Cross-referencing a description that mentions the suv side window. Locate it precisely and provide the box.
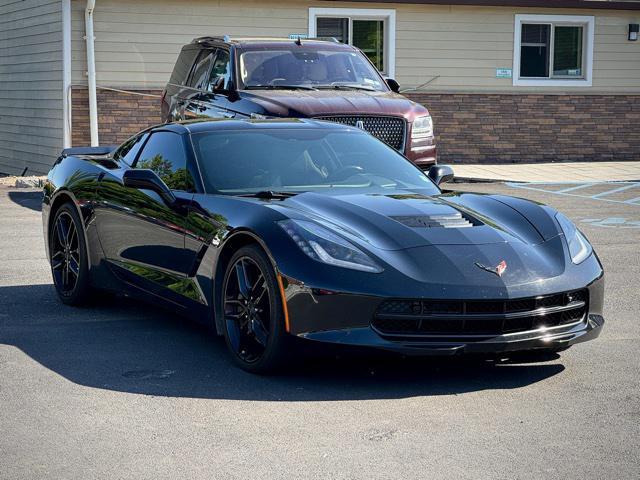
[207,49,231,91]
[135,131,195,192]
[188,49,215,91]
[169,47,199,86]
[113,132,148,166]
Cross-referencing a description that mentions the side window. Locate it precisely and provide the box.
[113,133,148,166]
[169,47,199,86]
[136,131,195,192]
[188,49,215,90]
[206,49,231,91]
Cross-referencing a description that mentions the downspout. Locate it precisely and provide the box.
[62,0,71,148]
[85,0,99,146]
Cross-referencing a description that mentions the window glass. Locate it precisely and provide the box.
[136,131,195,192]
[191,129,438,195]
[353,20,384,71]
[317,17,349,43]
[239,48,385,90]
[169,47,199,86]
[113,133,148,166]
[520,24,550,78]
[207,49,231,91]
[316,17,385,72]
[553,26,583,77]
[188,50,214,90]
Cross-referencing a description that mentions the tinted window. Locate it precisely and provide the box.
[207,49,231,91]
[188,50,215,90]
[136,131,195,192]
[169,47,199,86]
[113,133,148,165]
[191,129,437,195]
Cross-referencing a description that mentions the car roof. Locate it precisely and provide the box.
[155,118,361,135]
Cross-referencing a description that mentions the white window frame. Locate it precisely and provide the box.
[513,14,594,87]
[308,7,396,78]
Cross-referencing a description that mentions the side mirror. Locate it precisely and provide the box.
[427,165,455,186]
[123,169,176,206]
[386,78,400,93]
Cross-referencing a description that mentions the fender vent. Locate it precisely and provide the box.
[391,213,476,228]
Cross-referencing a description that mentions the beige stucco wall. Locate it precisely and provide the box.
[1,0,64,175]
[70,0,640,93]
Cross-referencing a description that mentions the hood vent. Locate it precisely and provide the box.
[391,212,477,229]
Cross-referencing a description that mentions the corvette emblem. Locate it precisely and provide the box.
[475,260,507,277]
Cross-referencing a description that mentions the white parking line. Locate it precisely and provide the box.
[506,182,640,207]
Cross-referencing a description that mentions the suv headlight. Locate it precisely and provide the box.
[279,219,383,273]
[411,115,433,140]
[555,212,593,264]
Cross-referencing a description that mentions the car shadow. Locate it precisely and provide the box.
[8,190,42,212]
[0,283,565,401]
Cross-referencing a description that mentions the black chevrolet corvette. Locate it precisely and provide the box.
[42,119,604,373]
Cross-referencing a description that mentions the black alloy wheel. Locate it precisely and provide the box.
[222,245,289,373]
[50,203,91,304]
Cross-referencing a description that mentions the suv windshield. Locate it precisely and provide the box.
[191,128,438,195]
[238,47,386,91]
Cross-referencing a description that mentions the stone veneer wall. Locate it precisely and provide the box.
[71,87,640,163]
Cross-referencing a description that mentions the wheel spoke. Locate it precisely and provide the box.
[234,260,251,299]
[68,223,77,248]
[249,316,269,347]
[56,216,68,246]
[68,257,80,276]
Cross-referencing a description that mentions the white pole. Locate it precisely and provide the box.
[62,0,71,148]
[85,0,99,146]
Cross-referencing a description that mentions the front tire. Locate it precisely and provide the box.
[49,203,91,305]
[221,245,290,374]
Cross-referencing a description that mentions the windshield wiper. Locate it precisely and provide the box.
[237,190,300,199]
[316,83,376,91]
[245,85,318,91]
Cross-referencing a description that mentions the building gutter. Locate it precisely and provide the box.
[62,0,71,148]
[85,0,99,146]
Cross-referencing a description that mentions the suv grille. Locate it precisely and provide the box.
[372,290,588,339]
[314,115,406,151]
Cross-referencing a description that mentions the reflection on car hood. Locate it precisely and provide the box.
[271,191,557,250]
[241,89,428,119]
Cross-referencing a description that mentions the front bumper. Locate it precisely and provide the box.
[284,273,604,356]
[298,313,604,356]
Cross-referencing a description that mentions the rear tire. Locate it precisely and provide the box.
[221,244,291,374]
[49,203,92,305]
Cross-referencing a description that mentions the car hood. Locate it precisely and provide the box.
[240,89,429,119]
[270,191,558,251]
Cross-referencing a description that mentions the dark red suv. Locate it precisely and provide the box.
[161,36,436,168]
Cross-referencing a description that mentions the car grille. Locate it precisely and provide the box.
[372,290,588,339]
[314,115,406,151]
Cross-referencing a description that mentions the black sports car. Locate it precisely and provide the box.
[42,119,604,373]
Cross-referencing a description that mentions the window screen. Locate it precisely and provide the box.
[520,24,550,78]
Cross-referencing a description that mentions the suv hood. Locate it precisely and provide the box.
[241,89,429,119]
[270,191,555,250]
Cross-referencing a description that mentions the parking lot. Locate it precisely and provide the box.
[1,181,638,480]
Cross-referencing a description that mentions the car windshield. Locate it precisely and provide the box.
[238,47,386,91]
[191,127,439,196]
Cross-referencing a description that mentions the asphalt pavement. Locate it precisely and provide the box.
[0,183,638,480]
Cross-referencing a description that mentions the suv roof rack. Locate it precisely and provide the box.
[191,35,341,45]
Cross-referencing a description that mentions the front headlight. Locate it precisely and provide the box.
[279,219,383,273]
[411,115,433,140]
[555,212,593,264]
